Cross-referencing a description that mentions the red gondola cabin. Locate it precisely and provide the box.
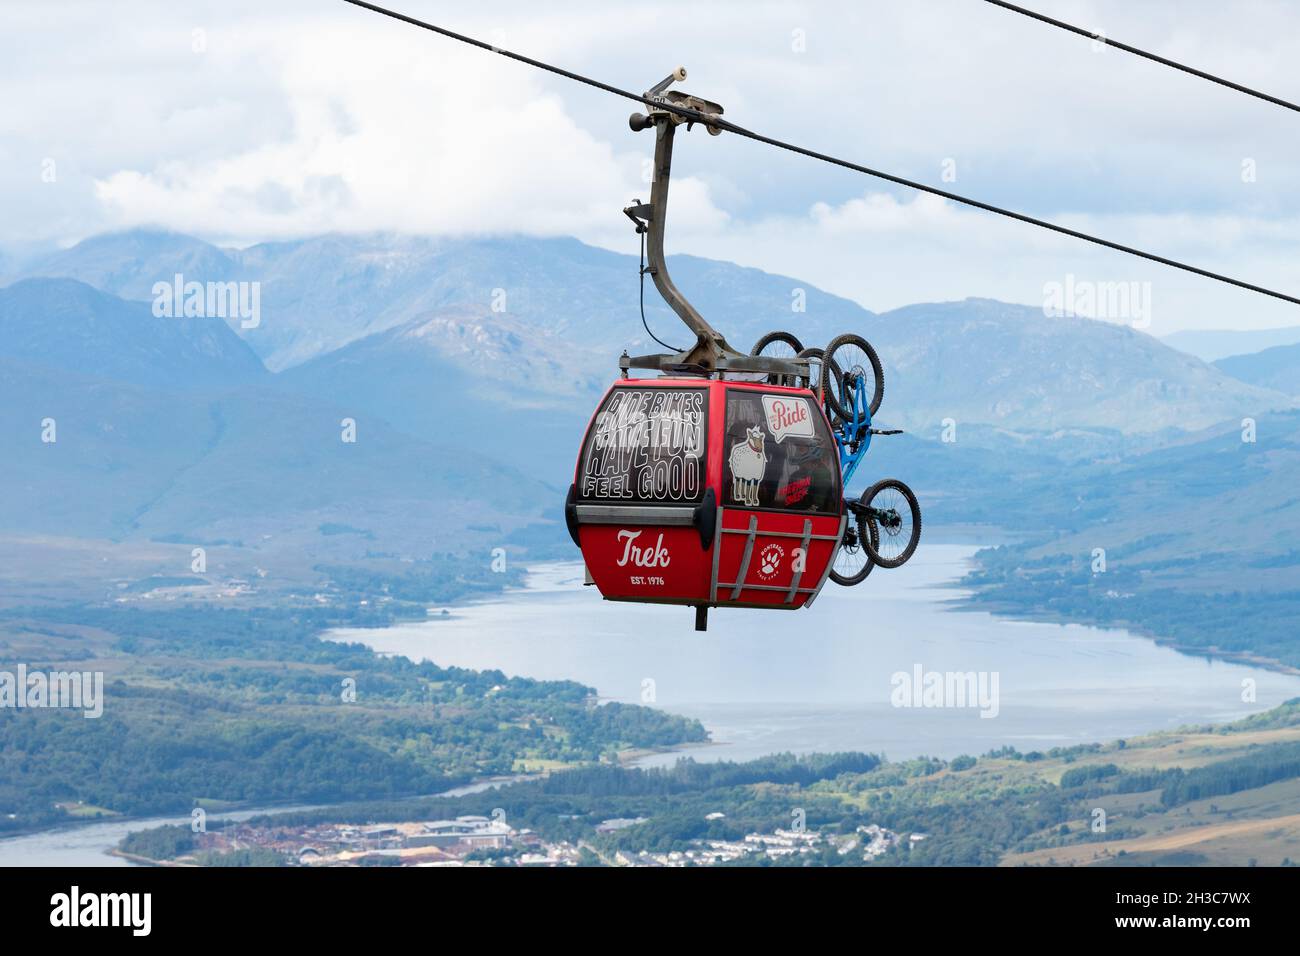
[566,377,845,629]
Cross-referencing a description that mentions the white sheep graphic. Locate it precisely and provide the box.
[728,425,769,507]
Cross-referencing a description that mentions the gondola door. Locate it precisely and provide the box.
[712,385,844,609]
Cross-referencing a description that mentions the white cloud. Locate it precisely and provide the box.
[91,20,731,244]
[6,0,1300,331]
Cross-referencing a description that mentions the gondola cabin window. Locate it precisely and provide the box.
[578,386,708,504]
[723,388,839,514]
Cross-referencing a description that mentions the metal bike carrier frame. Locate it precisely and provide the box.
[622,69,806,382]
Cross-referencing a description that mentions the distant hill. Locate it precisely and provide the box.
[18,231,241,301]
[1216,343,1300,397]
[278,304,608,482]
[861,299,1290,435]
[983,410,1300,568]
[0,355,549,548]
[0,280,551,548]
[0,278,266,390]
[1161,326,1300,362]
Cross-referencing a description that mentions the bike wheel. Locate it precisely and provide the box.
[829,508,879,586]
[751,331,804,386]
[860,479,921,569]
[822,333,884,421]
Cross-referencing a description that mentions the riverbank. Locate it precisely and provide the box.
[327,547,1300,766]
[957,593,1300,679]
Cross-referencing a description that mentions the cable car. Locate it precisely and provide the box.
[566,376,845,630]
[564,68,921,630]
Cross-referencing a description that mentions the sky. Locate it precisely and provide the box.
[4,0,1300,334]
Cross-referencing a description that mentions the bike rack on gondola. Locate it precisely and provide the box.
[566,68,921,630]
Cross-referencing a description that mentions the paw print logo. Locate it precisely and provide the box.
[758,543,785,580]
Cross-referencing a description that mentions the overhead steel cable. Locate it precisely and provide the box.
[983,0,1300,115]
[342,0,1300,308]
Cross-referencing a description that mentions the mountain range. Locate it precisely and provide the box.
[1215,343,1300,398]
[0,275,549,555]
[1,228,1294,570]
[10,230,1292,436]
[858,298,1287,436]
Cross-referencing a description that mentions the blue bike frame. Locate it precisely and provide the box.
[832,374,872,488]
